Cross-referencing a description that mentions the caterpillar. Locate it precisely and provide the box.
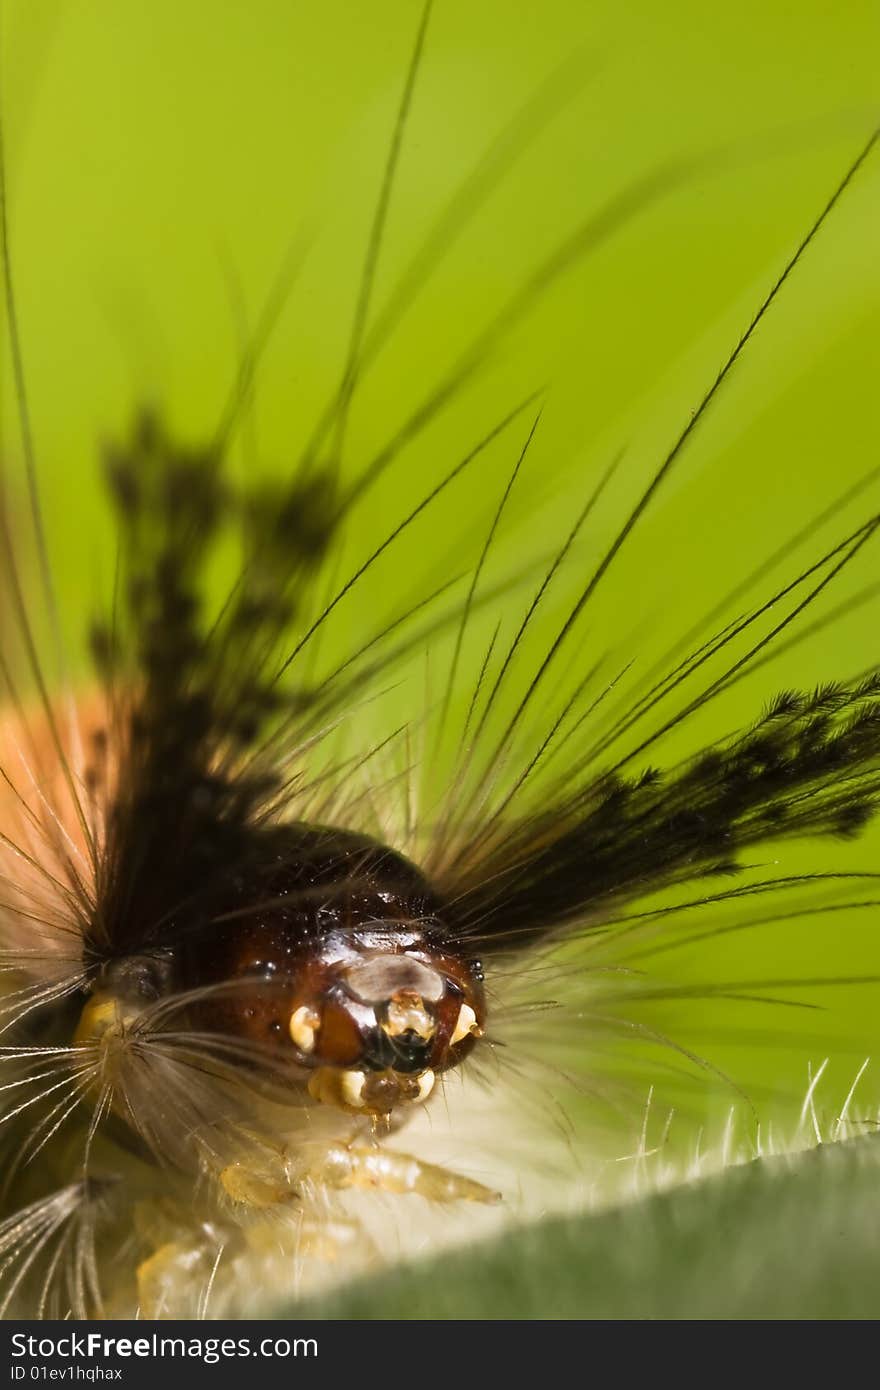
[1,0,879,1320]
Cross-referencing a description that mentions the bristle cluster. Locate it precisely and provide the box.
[87,409,342,959]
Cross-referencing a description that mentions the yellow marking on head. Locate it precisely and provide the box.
[340,1070,367,1108]
[289,1004,320,1053]
[414,1069,435,1103]
[383,994,435,1040]
[450,1003,480,1046]
[73,992,126,1046]
[308,1066,367,1111]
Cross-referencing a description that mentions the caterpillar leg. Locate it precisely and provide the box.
[308,1141,502,1204]
[310,1139,500,1206]
[133,1137,499,1316]
[132,1191,371,1318]
[129,1197,218,1318]
[136,1239,212,1319]
[220,1139,500,1208]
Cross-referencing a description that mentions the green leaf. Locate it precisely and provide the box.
[286,1135,880,1319]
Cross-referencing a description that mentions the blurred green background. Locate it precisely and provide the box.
[2,0,880,1289]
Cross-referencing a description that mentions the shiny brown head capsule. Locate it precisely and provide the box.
[173,826,485,1116]
[285,927,484,1114]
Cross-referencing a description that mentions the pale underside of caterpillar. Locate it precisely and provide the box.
[1,0,880,1319]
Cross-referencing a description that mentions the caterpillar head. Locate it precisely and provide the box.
[76,826,485,1121]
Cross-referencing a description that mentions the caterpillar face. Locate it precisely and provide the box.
[77,827,484,1116]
